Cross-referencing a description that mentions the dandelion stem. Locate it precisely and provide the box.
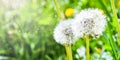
[65,44,73,60]
[85,35,90,60]
[53,0,62,19]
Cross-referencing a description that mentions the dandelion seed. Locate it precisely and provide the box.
[72,8,106,38]
[53,19,78,45]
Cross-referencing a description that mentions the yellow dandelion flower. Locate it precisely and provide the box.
[65,8,74,17]
[96,48,102,54]
[117,1,120,8]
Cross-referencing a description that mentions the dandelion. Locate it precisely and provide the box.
[101,51,113,60]
[76,46,86,58]
[72,8,106,38]
[65,8,74,17]
[92,48,104,60]
[92,53,100,60]
[54,19,78,60]
[72,8,106,60]
[54,19,78,45]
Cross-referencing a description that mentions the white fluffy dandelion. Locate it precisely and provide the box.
[76,46,86,58]
[72,8,106,38]
[101,51,113,60]
[53,19,78,45]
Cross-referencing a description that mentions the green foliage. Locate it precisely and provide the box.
[0,0,120,60]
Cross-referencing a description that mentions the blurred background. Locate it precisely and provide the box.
[0,0,120,60]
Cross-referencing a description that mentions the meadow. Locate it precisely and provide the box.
[0,0,120,60]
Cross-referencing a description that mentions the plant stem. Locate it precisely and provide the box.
[110,0,120,45]
[107,22,119,60]
[53,0,62,19]
[85,35,90,60]
[110,0,119,59]
[65,44,73,60]
[109,38,118,60]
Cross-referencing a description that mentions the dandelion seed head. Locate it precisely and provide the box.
[72,8,106,38]
[101,51,113,60]
[76,46,86,58]
[53,19,78,45]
